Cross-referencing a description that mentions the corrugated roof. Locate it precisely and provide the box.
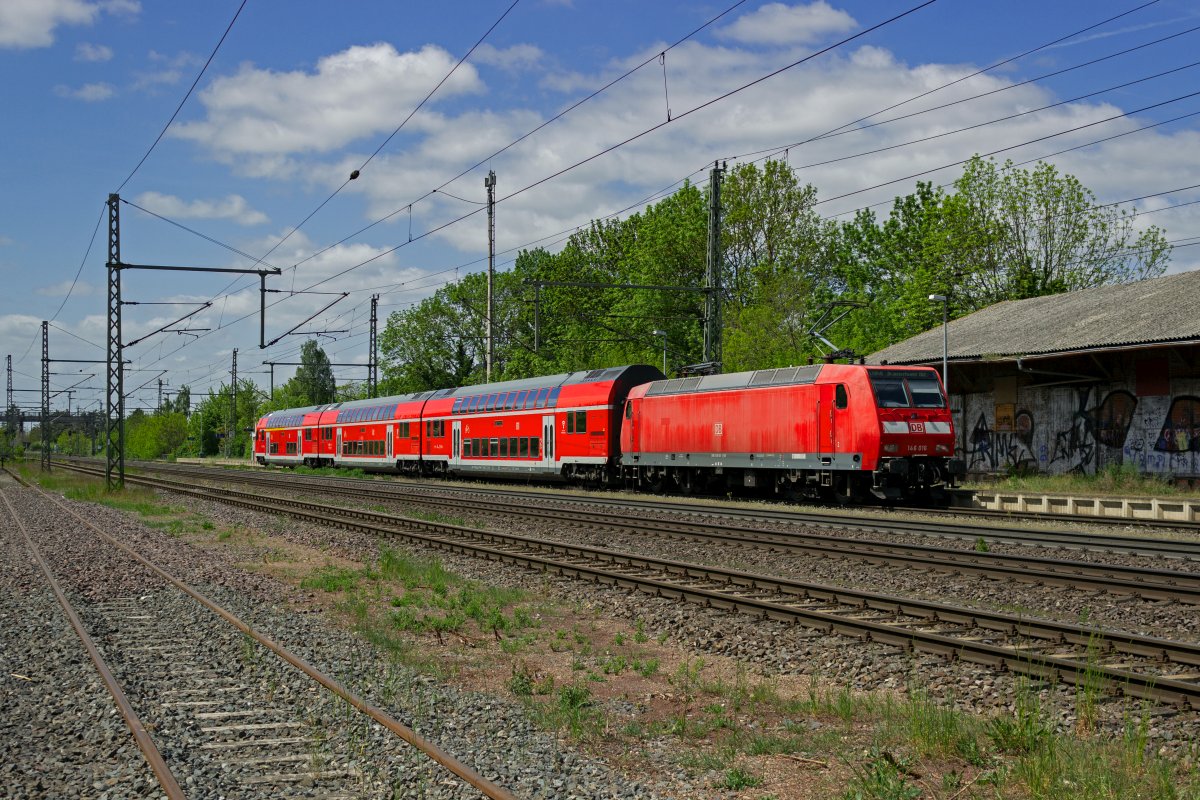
[869,269,1200,365]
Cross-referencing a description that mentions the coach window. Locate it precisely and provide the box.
[575,410,587,432]
[835,384,848,410]
[531,388,547,408]
[530,438,540,457]
[547,387,561,408]
[499,438,509,457]
[514,390,528,409]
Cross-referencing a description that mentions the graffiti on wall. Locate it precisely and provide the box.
[1046,389,1138,472]
[1093,391,1137,448]
[966,410,1036,471]
[1156,396,1200,452]
[961,382,1200,477]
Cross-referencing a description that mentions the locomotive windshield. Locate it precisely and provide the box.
[868,369,945,409]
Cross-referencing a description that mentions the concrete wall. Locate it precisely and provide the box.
[954,379,1200,478]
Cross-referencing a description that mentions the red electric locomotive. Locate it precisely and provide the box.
[619,364,963,502]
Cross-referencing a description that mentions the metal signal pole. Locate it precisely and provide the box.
[41,321,50,471]
[369,293,378,398]
[704,161,725,371]
[104,192,280,488]
[5,354,13,443]
[484,170,496,382]
[106,194,124,488]
[228,348,237,459]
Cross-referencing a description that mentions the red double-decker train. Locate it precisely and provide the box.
[254,363,963,502]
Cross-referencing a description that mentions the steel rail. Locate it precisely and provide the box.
[115,459,1200,558]
[0,482,187,799]
[10,468,519,800]
[117,461,1200,605]
[59,463,1200,707]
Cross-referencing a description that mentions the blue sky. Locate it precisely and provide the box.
[2,0,1199,415]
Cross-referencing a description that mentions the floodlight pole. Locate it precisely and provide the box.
[928,294,949,396]
[651,329,668,374]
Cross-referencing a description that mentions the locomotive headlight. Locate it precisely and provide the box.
[935,444,949,454]
[883,444,898,453]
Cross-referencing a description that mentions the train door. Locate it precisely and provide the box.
[625,401,639,453]
[335,427,342,465]
[816,385,835,464]
[542,414,555,471]
[451,421,461,468]
[386,424,393,461]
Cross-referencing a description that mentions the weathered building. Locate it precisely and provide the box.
[869,270,1200,480]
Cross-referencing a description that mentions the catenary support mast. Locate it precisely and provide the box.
[484,170,496,382]
[704,161,725,371]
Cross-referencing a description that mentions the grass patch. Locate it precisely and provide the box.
[970,462,1196,498]
[293,464,368,479]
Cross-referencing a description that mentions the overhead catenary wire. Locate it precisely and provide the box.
[249,0,523,277]
[121,0,941,385]
[115,0,249,193]
[282,0,752,276]
[100,0,1200,400]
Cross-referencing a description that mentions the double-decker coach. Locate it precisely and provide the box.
[428,364,662,482]
[255,405,324,466]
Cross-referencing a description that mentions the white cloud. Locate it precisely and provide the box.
[133,49,199,91]
[54,82,115,101]
[718,1,857,46]
[172,43,484,161]
[0,0,96,48]
[75,41,112,61]
[473,43,543,71]
[134,191,270,226]
[0,0,137,49]
[36,280,97,297]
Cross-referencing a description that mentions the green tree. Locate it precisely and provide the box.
[293,340,336,405]
[172,385,192,416]
[379,292,479,394]
[944,156,1170,310]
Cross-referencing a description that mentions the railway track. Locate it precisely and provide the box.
[90,460,1200,605]
[2,467,517,800]
[116,459,1200,559]
[56,461,1200,708]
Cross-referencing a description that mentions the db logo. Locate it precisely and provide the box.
[713,422,724,436]
[908,422,925,433]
